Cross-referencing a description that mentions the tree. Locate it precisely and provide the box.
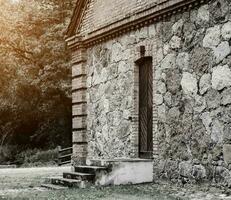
[0,0,74,149]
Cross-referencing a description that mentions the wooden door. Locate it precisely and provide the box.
[138,58,153,158]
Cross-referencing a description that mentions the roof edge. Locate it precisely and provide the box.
[66,0,88,38]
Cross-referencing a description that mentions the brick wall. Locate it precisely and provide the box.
[80,0,166,35]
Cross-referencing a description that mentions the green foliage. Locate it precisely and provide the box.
[0,145,20,164]
[0,145,59,166]
[0,0,74,149]
[18,148,59,167]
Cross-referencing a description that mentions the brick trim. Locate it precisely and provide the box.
[71,45,88,166]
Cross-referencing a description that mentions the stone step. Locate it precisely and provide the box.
[50,177,82,188]
[63,172,95,182]
[75,165,108,174]
[41,183,67,190]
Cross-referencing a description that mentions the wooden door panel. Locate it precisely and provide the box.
[139,58,153,158]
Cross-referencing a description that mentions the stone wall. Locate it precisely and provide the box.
[153,0,231,186]
[85,0,231,185]
[86,40,135,159]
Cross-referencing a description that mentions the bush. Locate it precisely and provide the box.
[0,145,59,167]
[0,145,20,164]
[18,148,59,167]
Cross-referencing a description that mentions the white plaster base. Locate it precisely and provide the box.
[87,159,153,186]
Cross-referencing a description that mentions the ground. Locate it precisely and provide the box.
[0,166,230,200]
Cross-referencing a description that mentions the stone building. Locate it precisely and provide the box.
[66,0,231,185]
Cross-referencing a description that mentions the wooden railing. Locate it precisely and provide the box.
[58,146,72,166]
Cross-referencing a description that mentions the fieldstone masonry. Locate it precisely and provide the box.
[67,0,231,187]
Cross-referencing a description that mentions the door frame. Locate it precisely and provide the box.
[136,57,153,159]
[131,44,159,160]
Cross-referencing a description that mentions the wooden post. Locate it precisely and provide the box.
[58,146,62,166]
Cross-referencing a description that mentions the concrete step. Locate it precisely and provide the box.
[75,165,108,174]
[86,158,153,167]
[63,172,95,182]
[50,177,82,188]
[41,183,67,190]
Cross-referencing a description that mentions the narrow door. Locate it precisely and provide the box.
[139,58,153,159]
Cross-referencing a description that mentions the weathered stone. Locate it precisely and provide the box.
[172,19,184,36]
[181,72,198,96]
[199,74,211,95]
[176,52,189,71]
[213,41,231,63]
[184,20,196,35]
[190,9,198,23]
[189,47,213,76]
[117,120,130,137]
[205,89,221,109]
[212,65,231,90]
[166,69,181,95]
[171,92,183,107]
[149,24,156,38]
[196,5,210,26]
[162,21,174,42]
[194,95,206,113]
[118,61,129,73]
[161,53,176,69]
[223,126,231,144]
[168,107,180,120]
[156,94,164,106]
[111,42,123,63]
[137,27,149,40]
[163,44,170,56]
[170,36,181,49]
[158,104,166,122]
[164,92,172,107]
[203,25,221,48]
[121,34,135,46]
[209,0,230,24]
[211,119,224,144]
[222,21,231,40]
[200,112,212,134]
[221,88,231,106]
[155,68,163,80]
[157,81,167,94]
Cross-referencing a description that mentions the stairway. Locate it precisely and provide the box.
[42,165,108,189]
[42,159,153,190]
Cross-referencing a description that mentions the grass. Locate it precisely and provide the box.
[0,166,177,200]
[0,166,228,200]
[0,185,180,200]
[0,185,178,200]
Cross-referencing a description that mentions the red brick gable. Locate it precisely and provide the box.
[67,0,164,37]
[67,0,209,47]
